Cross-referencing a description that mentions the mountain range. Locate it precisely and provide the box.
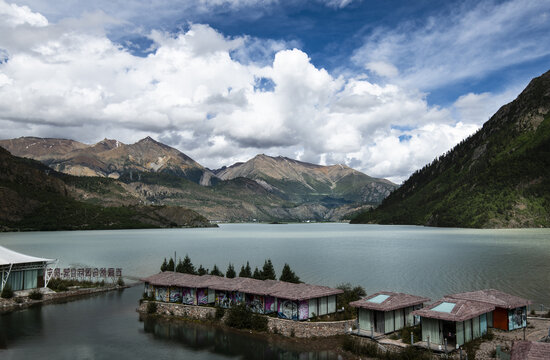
[0,137,397,223]
[0,147,213,231]
[351,69,550,228]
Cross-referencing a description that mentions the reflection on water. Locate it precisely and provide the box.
[0,305,44,349]
[1,224,549,304]
[0,286,339,360]
[141,316,339,360]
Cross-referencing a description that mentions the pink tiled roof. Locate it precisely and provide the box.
[268,282,343,301]
[141,272,342,301]
[349,291,430,312]
[446,289,531,309]
[412,298,495,322]
[511,341,550,360]
[140,272,226,288]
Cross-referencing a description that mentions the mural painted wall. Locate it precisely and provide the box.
[265,296,276,314]
[155,286,168,302]
[182,288,196,305]
[145,283,153,297]
[216,291,244,308]
[169,287,182,303]
[299,300,309,320]
[278,299,298,320]
[197,288,209,305]
[246,294,265,314]
[508,307,527,330]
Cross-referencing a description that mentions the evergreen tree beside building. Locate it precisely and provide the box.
[181,254,196,274]
[239,261,252,278]
[226,263,236,278]
[252,267,262,280]
[279,263,300,283]
[261,259,276,280]
[210,264,224,277]
[197,264,208,275]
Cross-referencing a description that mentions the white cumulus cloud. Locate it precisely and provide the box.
[0,0,524,183]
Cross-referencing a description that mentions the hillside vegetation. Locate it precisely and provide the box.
[0,147,214,231]
[0,137,397,222]
[351,69,550,228]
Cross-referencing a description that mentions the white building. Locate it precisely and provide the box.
[0,246,57,292]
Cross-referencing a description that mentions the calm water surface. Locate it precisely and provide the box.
[1,223,549,302]
[0,286,338,360]
[1,223,549,358]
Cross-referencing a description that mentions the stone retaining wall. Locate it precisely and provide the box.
[267,317,355,338]
[138,300,354,338]
[138,300,217,320]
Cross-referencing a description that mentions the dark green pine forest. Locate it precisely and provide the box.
[351,69,550,228]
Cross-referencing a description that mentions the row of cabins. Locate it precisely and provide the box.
[142,272,343,321]
[350,289,531,349]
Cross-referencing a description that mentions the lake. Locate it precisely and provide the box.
[1,223,549,358]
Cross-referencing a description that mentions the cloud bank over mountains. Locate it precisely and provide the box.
[0,0,548,183]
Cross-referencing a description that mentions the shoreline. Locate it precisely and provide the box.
[137,310,358,359]
[0,284,131,314]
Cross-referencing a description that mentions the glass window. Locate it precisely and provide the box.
[7,270,24,291]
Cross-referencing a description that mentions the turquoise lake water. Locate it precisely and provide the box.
[1,223,549,303]
[1,223,549,359]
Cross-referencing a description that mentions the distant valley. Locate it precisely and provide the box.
[0,136,397,224]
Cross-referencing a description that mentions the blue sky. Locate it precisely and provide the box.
[1,0,549,182]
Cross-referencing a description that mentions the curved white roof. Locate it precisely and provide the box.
[0,246,54,266]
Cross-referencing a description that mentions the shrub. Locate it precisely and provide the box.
[251,314,268,332]
[215,306,225,320]
[146,301,158,314]
[225,304,268,332]
[1,284,14,299]
[401,325,422,344]
[28,289,43,300]
[336,283,366,319]
[57,283,68,291]
[117,277,125,287]
[225,303,250,329]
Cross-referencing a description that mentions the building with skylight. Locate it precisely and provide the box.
[349,291,430,337]
[413,298,495,349]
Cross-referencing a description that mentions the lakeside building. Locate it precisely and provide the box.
[413,298,495,349]
[349,291,430,337]
[445,289,532,331]
[0,246,57,292]
[142,272,343,321]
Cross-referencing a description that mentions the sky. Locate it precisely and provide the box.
[0,0,549,183]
